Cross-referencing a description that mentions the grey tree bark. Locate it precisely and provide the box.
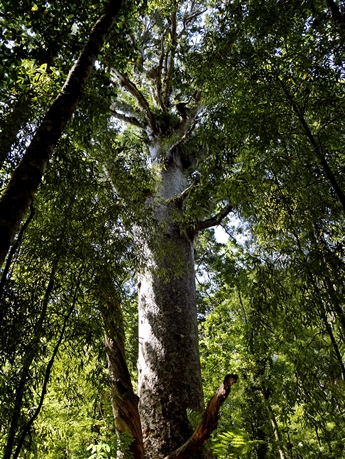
[136,165,232,457]
[138,161,205,458]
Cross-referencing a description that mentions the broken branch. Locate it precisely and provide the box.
[164,374,238,459]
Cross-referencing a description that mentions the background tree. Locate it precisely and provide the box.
[193,1,345,457]
[0,0,124,265]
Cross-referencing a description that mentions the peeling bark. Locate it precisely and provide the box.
[102,299,144,459]
[0,0,122,267]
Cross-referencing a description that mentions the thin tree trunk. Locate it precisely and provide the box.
[102,298,144,459]
[261,388,287,459]
[266,405,287,459]
[12,303,76,459]
[3,261,57,459]
[292,229,345,380]
[0,0,122,267]
[277,76,345,213]
[138,164,206,459]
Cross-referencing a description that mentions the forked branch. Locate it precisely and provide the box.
[115,70,156,132]
[164,374,239,459]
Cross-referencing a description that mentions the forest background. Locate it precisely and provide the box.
[1,0,345,458]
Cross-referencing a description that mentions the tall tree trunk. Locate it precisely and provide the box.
[138,162,205,459]
[109,10,233,455]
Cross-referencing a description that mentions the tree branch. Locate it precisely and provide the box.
[177,9,207,39]
[166,113,199,161]
[173,183,195,207]
[163,10,177,107]
[190,202,234,236]
[111,109,145,129]
[156,29,168,115]
[114,70,156,132]
[112,99,145,119]
[164,374,238,459]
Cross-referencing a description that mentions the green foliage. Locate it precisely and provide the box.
[117,432,135,459]
[0,120,135,457]
[186,408,202,430]
[198,225,345,457]
[210,429,259,458]
[87,442,115,459]
[34,352,116,459]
